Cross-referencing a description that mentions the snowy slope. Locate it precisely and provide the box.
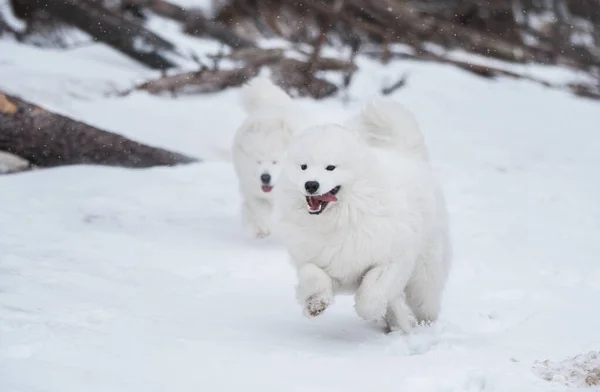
[2,27,600,392]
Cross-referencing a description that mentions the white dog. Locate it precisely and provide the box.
[277,99,451,333]
[232,77,297,238]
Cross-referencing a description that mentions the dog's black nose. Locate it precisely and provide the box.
[260,173,271,184]
[304,181,320,194]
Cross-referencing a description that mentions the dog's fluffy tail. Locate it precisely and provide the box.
[240,76,291,114]
[354,98,428,160]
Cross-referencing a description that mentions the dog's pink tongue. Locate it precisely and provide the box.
[262,185,273,193]
[314,193,337,202]
[308,198,321,211]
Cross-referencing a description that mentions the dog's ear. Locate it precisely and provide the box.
[243,117,294,136]
[276,118,297,139]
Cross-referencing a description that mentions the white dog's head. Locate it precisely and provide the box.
[233,116,294,196]
[280,124,376,216]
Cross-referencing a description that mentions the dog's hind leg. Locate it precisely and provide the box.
[384,296,412,334]
[404,241,449,324]
[405,280,442,325]
[355,263,410,323]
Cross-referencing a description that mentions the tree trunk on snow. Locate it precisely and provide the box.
[132,66,259,95]
[120,45,352,99]
[12,0,181,69]
[0,92,197,168]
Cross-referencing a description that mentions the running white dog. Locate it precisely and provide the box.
[232,77,297,238]
[277,99,451,333]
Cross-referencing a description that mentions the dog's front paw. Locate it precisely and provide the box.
[304,293,332,318]
[250,222,271,238]
[354,291,388,322]
[254,228,271,238]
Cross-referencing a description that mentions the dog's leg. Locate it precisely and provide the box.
[296,263,333,318]
[355,264,407,322]
[404,235,450,325]
[242,198,272,238]
[384,296,412,334]
[405,276,443,325]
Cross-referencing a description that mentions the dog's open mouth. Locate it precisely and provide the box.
[262,185,273,193]
[305,186,341,215]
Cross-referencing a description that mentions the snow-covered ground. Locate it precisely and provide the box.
[1,18,600,392]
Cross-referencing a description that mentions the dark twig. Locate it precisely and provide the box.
[381,73,409,95]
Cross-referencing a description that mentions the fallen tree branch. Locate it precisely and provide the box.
[132,67,258,96]
[13,0,182,69]
[381,73,408,95]
[225,47,285,67]
[0,92,197,168]
[123,47,348,99]
[313,56,358,73]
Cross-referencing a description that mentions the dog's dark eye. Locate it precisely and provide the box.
[273,161,277,165]
[301,164,307,170]
[326,165,336,171]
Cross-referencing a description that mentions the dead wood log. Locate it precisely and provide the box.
[313,57,357,73]
[127,46,349,99]
[0,92,197,168]
[13,0,181,69]
[225,47,285,67]
[227,46,345,99]
[133,67,259,96]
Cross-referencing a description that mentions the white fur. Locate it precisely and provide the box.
[277,99,451,333]
[232,77,296,238]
